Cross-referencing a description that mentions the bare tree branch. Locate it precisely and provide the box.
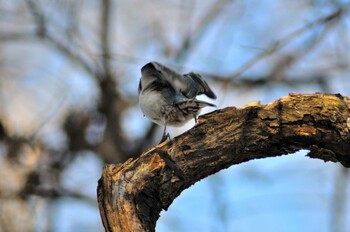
[100,0,113,78]
[174,0,232,62]
[97,93,350,232]
[25,0,97,76]
[207,73,330,89]
[0,32,36,42]
[226,7,345,81]
[1,187,97,206]
[45,32,97,76]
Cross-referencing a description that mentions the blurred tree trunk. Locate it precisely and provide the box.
[97,93,350,232]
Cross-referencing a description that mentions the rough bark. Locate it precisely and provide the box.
[97,93,350,232]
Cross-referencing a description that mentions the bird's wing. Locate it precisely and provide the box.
[140,62,176,94]
[182,72,217,99]
[141,62,216,99]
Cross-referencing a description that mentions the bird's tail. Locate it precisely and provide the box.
[175,99,216,115]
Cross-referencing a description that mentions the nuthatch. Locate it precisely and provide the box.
[138,61,216,142]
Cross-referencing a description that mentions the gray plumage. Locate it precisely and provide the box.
[138,61,216,142]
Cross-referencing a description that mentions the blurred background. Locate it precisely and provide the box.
[0,0,349,231]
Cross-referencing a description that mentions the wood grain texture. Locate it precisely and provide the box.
[97,93,350,232]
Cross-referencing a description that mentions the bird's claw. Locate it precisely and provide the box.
[159,133,170,144]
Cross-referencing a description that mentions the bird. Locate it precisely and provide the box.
[138,61,217,143]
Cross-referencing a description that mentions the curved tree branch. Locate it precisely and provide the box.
[97,93,350,232]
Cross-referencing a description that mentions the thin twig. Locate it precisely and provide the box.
[100,0,113,78]
[226,7,345,81]
[0,32,36,41]
[174,0,233,62]
[25,0,97,76]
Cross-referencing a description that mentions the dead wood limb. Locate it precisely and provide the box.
[97,93,350,232]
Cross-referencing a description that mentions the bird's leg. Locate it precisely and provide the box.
[159,125,170,143]
[193,114,198,124]
[162,125,167,139]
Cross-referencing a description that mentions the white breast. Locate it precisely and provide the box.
[139,90,166,126]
